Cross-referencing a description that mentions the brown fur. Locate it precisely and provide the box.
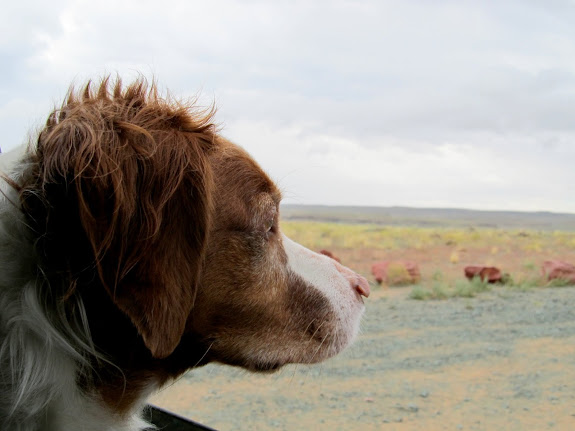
[10,76,367,418]
[21,77,217,360]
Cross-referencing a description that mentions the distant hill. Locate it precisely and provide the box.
[279,204,575,231]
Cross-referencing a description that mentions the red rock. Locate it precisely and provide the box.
[371,261,421,285]
[319,249,341,263]
[464,265,502,283]
[541,260,575,283]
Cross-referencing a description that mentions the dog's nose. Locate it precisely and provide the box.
[353,275,371,298]
[335,263,371,298]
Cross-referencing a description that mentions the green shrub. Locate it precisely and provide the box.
[431,284,450,299]
[452,280,477,298]
[409,286,430,300]
[546,278,574,288]
[387,263,414,286]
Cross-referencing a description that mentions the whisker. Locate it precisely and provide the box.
[192,342,214,369]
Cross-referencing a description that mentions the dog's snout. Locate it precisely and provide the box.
[353,275,371,298]
[335,263,371,298]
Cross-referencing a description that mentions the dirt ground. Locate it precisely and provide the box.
[151,285,575,431]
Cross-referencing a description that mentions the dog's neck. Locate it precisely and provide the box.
[79,281,213,415]
[0,186,177,430]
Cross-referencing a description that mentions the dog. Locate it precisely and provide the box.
[0,77,369,431]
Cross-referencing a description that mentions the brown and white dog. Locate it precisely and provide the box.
[0,77,369,431]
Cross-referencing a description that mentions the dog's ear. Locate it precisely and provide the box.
[110,165,213,358]
[27,79,215,358]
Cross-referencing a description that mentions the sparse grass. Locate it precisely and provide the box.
[409,277,490,300]
[454,277,490,297]
[282,221,575,255]
[409,284,450,300]
[507,277,542,292]
[545,278,575,288]
[281,222,515,251]
[522,260,537,272]
[431,284,450,299]
[280,220,575,300]
[452,282,477,298]
[432,270,444,282]
[409,286,429,300]
[449,250,460,264]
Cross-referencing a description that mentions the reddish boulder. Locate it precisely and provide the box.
[541,260,575,283]
[319,249,341,263]
[464,266,502,283]
[371,261,421,285]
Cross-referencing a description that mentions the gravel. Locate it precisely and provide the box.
[153,286,575,431]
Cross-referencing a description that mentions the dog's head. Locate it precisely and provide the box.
[194,141,369,371]
[20,77,369,379]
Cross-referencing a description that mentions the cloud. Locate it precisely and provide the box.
[226,119,575,212]
[1,0,574,212]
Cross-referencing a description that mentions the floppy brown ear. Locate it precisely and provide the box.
[111,177,212,358]
[25,78,215,359]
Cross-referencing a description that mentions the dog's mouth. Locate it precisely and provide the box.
[200,302,364,373]
[215,355,283,373]
[250,361,283,373]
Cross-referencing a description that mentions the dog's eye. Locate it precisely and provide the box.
[265,217,276,234]
[266,219,275,232]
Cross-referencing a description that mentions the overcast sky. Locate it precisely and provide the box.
[2,0,575,213]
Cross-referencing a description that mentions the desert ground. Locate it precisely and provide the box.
[151,206,575,430]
